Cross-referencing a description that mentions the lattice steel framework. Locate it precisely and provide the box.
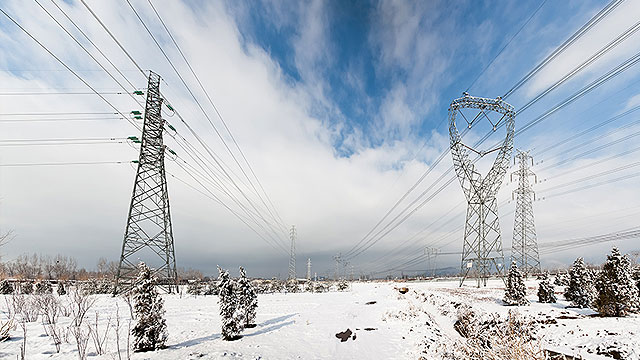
[511,150,540,276]
[425,247,440,278]
[288,225,296,280]
[114,71,177,294]
[306,258,312,281]
[449,94,515,287]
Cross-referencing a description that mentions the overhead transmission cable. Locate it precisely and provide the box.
[77,0,289,250]
[466,0,548,92]
[124,0,288,237]
[145,0,287,233]
[344,1,626,261]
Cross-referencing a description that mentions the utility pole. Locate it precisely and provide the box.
[306,258,311,281]
[511,150,540,276]
[425,247,440,278]
[288,225,296,280]
[115,71,178,294]
[449,93,514,287]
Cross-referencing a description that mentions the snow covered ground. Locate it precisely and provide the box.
[1,280,639,359]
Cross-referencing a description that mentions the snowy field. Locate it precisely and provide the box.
[1,280,639,359]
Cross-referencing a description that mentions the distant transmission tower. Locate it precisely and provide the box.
[288,225,296,280]
[425,247,439,277]
[115,71,177,294]
[449,94,515,287]
[334,253,342,280]
[511,150,540,276]
[306,258,312,281]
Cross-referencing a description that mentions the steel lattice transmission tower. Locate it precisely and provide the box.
[449,94,515,287]
[511,150,540,276]
[114,71,178,294]
[288,225,296,280]
[306,258,312,281]
[425,247,439,278]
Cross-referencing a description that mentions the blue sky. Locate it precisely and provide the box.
[1,0,640,278]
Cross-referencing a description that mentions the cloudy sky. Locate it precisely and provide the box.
[1,0,640,279]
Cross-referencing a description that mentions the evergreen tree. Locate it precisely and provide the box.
[131,262,168,352]
[187,281,203,296]
[34,280,53,294]
[237,267,258,328]
[633,266,640,294]
[0,280,14,295]
[565,257,596,308]
[537,273,556,303]
[204,282,218,296]
[57,281,67,296]
[554,272,568,286]
[594,247,640,317]
[21,280,33,294]
[286,279,299,293]
[503,261,529,306]
[337,278,349,291]
[217,266,243,340]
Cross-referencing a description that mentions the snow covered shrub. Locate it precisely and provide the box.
[268,278,284,293]
[633,266,640,294]
[554,272,568,286]
[237,267,258,328]
[314,282,327,293]
[34,280,53,295]
[537,273,556,303]
[217,266,243,340]
[57,281,66,296]
[0,279,14,294]
[131,262,168,352]
[446,308,544,360]
[20,281,33,295]
[565,257,595,308]
[186,281,203,296]
[594,247,640,317]
[304,280,314,292]
[503,261,529,306]
[204,282,218,296]
[286,279,299,293]
[337,279,349,291]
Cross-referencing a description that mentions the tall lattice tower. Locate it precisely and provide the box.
[425,247,439,278]
[114,71,177,294]
[449,94,515,287]
[511,150,540,276]
[306,258,312,280]
[288,225,296,280]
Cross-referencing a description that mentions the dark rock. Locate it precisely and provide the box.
[335,329,352,342]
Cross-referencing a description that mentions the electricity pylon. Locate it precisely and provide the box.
[288,225,296,280]
[449,93,515,287]
[425,247,439,277]
[306,258,312,281]
[511,150,540,276]
[115,71,178,294]
[334,253,342,280]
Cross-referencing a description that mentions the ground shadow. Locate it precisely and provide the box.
[172,333,221,348]
[245,320,294,337]
[259,313,297,327]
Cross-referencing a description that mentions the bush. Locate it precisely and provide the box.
[503,261,529,306]
[131,262,168,352]
[537,273,556,303]
[565,257,595,308]
[0,280,14,295]
[594,248,640,317]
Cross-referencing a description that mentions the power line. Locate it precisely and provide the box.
[466,0,548,92]
[502,0,624,99]
[125,0,288,236]
[0,160,132,167]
